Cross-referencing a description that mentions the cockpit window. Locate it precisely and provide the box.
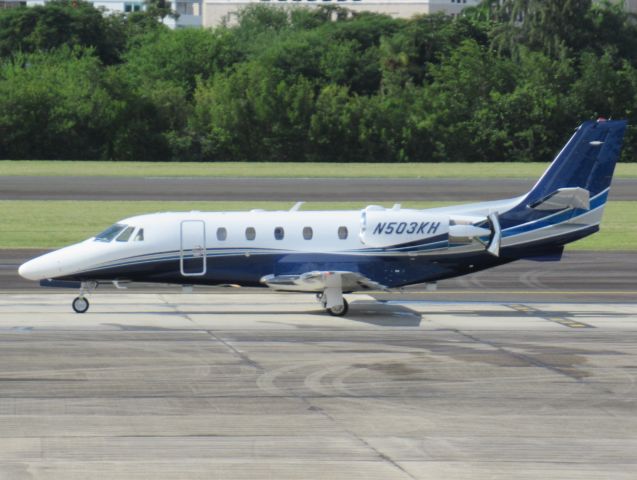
[116,226,135,242]
[134,229,144,241]
[95,224,127,242]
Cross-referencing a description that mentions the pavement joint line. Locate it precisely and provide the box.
[507,304,594,329]
[204,328,264,372]
[294,398,418,480]
[156,293,266,372]
[191,320,419,479]
[451,328,589,382]
[272,386,419,476]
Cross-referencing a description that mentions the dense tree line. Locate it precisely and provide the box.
[0,0,636,162]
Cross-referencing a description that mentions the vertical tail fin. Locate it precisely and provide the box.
[497,120,627,249]
[524,119,627,205]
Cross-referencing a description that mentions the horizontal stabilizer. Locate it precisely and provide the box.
[530,187,590,211]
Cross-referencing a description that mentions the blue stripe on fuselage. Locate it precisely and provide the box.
[71,188,609,278]
[501,189,607,238]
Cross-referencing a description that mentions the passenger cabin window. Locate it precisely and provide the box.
[95,224,126,242]
[303,226,313,240]
[338,226,348,240]
[116,226,135,242]
[274,227,284,240]
[245,227,256,241]
[217,227,227,241]
[134,229,144,241]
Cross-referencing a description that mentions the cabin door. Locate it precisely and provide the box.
[180,220,207,276]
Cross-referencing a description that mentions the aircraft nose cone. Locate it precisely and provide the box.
[18,258,46,281]
[18,242,98,282]
[18,255,60,281]
[18,259,39,281]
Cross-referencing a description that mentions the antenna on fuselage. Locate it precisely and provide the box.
[290,202,305,212]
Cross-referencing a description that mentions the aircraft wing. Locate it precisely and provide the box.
[260,271,389,293]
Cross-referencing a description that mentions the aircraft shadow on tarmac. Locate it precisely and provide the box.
[333,301,423,327]
[97,300,423,328]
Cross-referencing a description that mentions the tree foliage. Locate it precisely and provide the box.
[0,47,122,159]
[0,0,128,65]
[0,0,636,161]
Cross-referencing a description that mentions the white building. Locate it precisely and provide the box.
[617,0,637,12]
[26,0,203,28]
[202,0,480,28]
[16,0,637,29]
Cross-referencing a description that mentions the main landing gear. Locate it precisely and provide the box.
[327,298,349,317]
[72,281,96,314]
[316,292,349,317]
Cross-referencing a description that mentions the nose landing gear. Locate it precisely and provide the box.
[72,296,90,314]
[72,281,96,314]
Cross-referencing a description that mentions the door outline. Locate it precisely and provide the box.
[180,220,207,276]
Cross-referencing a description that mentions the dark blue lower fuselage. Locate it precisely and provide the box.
[58,227,591,290]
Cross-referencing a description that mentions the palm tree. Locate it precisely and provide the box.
[480,0,592,57]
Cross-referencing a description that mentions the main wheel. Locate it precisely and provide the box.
[327,299,348,317]
[72,296,89,314]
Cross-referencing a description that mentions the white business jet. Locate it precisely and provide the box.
[19,119,626,316]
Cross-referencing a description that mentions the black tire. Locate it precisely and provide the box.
[72,296,89,314]
[327,299,349,317]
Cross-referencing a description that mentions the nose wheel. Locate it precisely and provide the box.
[72,296,90,314]
[71,281,96,313]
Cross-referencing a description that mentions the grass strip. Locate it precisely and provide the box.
[1,160,636,178]
[0,200,633,250]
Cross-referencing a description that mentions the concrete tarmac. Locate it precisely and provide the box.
[0,292,635,479]
[2,176,636,201]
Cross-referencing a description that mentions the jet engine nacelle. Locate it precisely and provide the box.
[359,206,494,251]
[359,207,450,249]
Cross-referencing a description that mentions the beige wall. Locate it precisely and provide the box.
[598,0,637,12]
[203,0,636,29]
[202,1,479,28]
